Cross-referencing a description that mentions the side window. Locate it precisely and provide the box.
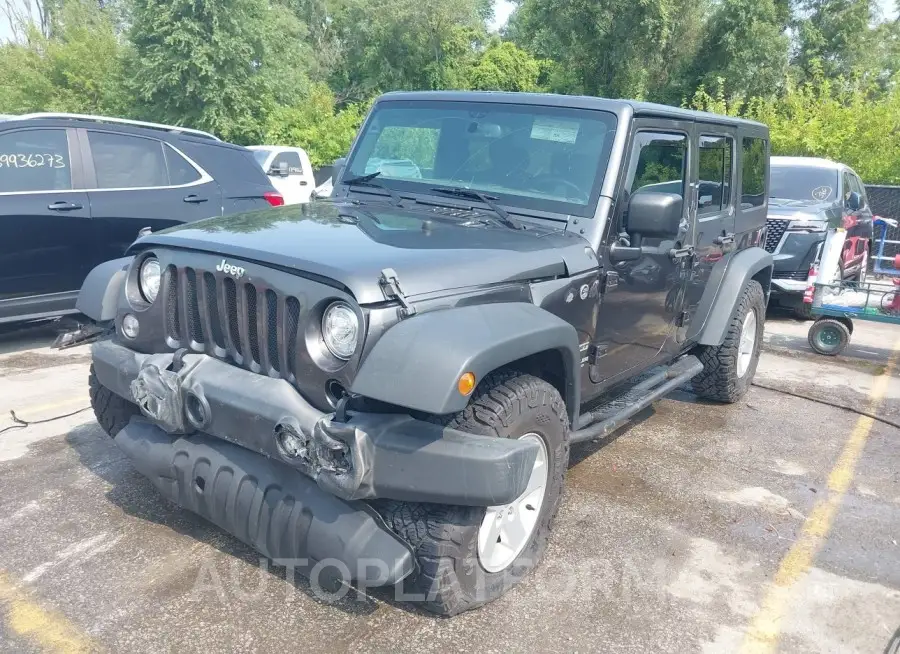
[698,135,734,215]
[627,132,687,200]
[88,131,168,189]
[0,129,72,193]
[164,145,202,185]
[842,171,854,206]
[854,175,868,208]
[740,137,767,208]
[271,151,303,175]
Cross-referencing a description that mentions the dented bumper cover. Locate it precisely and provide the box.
[92,340,538,507]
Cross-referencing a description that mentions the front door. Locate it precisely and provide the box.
[591,121,694,384]
[0,127,92,303]
[82,129,221,268]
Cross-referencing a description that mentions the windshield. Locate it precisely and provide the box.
[251,149,272,168]
[345,100,618,217]
[770,165,839,203]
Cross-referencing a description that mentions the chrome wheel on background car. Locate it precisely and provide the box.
[477,433,549,573]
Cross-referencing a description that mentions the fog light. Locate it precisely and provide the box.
[121,314,140,339]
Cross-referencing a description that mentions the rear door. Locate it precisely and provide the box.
[178,139,277,214]
[682,129,737,334]
[0,126,92,303]
[82,129,222,268]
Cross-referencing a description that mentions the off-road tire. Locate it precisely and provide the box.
[373,372,569,616]
[692,280,766,403]
[89,364,139,437]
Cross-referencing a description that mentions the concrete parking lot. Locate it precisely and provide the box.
[0,315,898,654]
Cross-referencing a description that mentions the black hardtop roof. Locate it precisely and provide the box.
[377,90,768,132]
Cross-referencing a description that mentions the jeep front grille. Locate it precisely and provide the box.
[764,218,789,253]
[163,265,303,380]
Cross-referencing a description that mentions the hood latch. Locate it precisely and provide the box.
[379,268,416,318]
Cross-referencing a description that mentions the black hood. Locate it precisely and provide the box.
[131,201,597,304]
[767,199,841,225]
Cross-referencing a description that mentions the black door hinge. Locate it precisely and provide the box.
[588,343,609,365]
[600,271,619,294]
[379,268,416,318]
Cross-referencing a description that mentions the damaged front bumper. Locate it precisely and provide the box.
[115,419,416,586]
[92,340,538,507]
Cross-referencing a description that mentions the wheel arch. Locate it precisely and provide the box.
[76,256,133,322]
[691,247,773,347]
[350,303,581,423]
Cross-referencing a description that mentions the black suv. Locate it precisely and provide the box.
[79,92,773,615]
[766,156,874,318]
[0,113,281,325]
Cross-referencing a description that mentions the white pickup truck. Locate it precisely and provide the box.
[248,146,316,205]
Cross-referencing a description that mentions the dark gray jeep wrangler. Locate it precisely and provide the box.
[79,92,773,615]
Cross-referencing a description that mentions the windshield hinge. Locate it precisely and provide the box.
[379,268,416,318]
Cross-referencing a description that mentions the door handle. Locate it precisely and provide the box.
[47,201,83,211]
[299,180,308,186]
[669,246,695,262]
[183,194,208,204]
[714,233,735,247]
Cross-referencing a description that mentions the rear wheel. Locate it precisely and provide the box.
[692,281,766,403]
[374,372,569,616]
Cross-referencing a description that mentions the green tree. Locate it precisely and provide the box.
[326,0,491,99]
[509,0,708,101]
[468,41,544,91]
[0,0,127,115]
[690,0,790,102]
[126,0,312,143]
[795,0,877,81]
[262,83,369,167]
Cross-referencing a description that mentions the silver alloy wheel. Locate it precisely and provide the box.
[736,309,758,379]
[477,433,549,573]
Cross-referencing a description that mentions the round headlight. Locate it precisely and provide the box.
[322,302,359,360]
[138,257,161,303]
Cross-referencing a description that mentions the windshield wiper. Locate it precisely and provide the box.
[343,172,404,207]
[429,187,524,230]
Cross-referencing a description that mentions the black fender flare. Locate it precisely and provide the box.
[75,257,133,322]
[350,303,581,423]
[690,247,773,347]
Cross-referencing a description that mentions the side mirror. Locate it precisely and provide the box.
[627,192,683,239]
[847,191,862,212]
[269,160,290,177]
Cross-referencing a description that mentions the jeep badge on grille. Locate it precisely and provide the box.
[216,259,245,279]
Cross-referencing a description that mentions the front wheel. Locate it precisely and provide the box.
[373,372,569,616]
[692,280,766,403]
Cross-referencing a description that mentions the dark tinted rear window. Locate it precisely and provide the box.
[178,140,273,191]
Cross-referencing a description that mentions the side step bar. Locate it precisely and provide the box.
[570,355,704,445]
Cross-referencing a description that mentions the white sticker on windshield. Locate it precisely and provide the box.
[531,118,580,144]
[812,186,833,201]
